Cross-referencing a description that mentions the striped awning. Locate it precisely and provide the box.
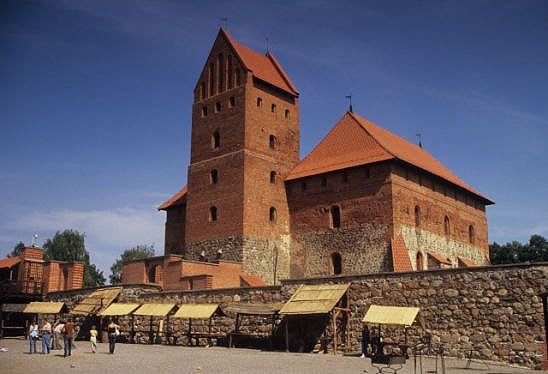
[280,284,350,315]
[70,287,122,315]
[362,305,420,326]
[24,302,65,314]
[98,303,140,316]
[173,304,223,319]
[133,303,175,317]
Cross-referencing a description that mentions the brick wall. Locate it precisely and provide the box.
[165,203,186,255]
[122,261,146,284]
[20,247,44,260]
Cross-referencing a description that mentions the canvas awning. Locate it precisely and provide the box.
[98,303,140,316]
[24,302,65,314]
[362,305,420,326]
[70,287,122,315]
[133,303,175,317]
[173,304,223,319]
[1,303,27,313]
[224,303,283,315]
[279,284,350,315]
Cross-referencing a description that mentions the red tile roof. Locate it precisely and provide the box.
[286,112,493,204]
[0,256,20,269]
[240,274,266,287]
[158,185,187,211]
[428,252,452,265]
[457,256,477,267]
[391,235,413,272]
[221,28,298,96]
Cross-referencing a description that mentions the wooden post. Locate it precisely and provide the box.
[208,317,213,346]
[332,311,338,355]
[285,317,289,352]
[188,318,192,346]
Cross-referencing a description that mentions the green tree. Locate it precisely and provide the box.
[489,235,548,265]
[8,241,25,257]
[109,244,155,284]
[43,229,105,287]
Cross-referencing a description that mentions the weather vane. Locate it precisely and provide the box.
[31,233,38,248]
[345,95,353,113]
[416,133,423,148]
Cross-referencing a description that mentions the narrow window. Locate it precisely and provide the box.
[416,252,424,271]
[330,205,341,228]
[301,181,307,191]
[469,225,475,244]
[270,171,276,184]
[202,105,208,117]
[211,131,220,150]
[444,216,450,236]
[217,54,224,92]
[284,109,290,119]
[269,134,276,149]
[365,167,370,178]
[271,103,276,113]
[257,97,262,107]
[227,55,233,89]
[201,82,206,100]
[342,172,348,183]
[331,252,342,275]
[215,101,221,112]
[236,69,241,86]
[210,169,218,184]
[209,206,218,222]
[229,96,235,108]
[414,205,421,227]
[321,176,327,187]
[209,63,215,97]
[269,207,277,222]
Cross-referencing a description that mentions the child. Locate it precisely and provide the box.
[89,325,98,353]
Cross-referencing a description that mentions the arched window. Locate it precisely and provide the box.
[331,252,342,275]
[284,109,290,119]
[444,216,450,236]
[269,135,276,149]
[270,171,276,184]
[269,207,277,222]
[416,252,424,271]
[209,62,215,97]
[201,81,206,100]
[469,225,475,244]
[210,169,218,184]
[257,97,262,107]
[330,205,341,228]
[414,205,421,227]
[209,206,218,222]
[217,54,224,92]
[227,55,233,89]
[212,131,220,149]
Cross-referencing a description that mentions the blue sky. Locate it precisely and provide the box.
[1,0,547,278]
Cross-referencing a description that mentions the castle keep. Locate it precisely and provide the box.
[125,28,493,288]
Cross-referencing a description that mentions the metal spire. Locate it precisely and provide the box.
[345,95,353,113]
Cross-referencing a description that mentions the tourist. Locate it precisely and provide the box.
[62,318,75,357]
[71,325,79,349]
[89,325,98,353]
[360,324,370,358]
[53,320,64,350]
[40,319,52,354]
[28,321,38,354]
[107,319,120,354]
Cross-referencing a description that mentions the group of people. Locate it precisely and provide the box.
[28,319,120,356]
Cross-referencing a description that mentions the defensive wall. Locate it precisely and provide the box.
[45,263,547,369]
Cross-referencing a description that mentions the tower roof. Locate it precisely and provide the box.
[220,28,298,96]
[286,112,493,204]
[158,185,187,210]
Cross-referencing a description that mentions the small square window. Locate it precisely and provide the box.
[215,102,221,112]
[229,96,235,107]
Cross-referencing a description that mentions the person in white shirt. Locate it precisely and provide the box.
[41,319,52,354]
[53,320,64,350]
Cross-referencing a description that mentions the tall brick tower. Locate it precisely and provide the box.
[183,28,299,283]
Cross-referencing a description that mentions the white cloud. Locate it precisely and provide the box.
[2,206,165,275]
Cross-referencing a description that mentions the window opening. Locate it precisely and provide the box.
[215,101,221,112]
[210,169,218,184]
[229,96,235,108]
[469,225,475,244]
[209,63,215,97]
[284,109,290,119]
[209,206,218,222]
[416,252,424,271]
[202,105,208,117]
[269,207,277,222]
[330,205,341,228]
[414,205,421,227]
[257,97,262,107]
[270,171,276,184]
[444,216,450,236]
[271,103,276,113]
[212,131,220,149]
[269,135,276,149]
[331,252,342,275]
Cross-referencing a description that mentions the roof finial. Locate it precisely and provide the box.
[416,133,423,148]
[345,94,353,113]
[265,37,270,54]
[221,17,228,29]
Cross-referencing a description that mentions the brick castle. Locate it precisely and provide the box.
[123,28,493,288]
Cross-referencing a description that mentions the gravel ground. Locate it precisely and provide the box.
[0,338,538,373]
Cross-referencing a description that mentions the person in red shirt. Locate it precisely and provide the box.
[62,319,75,357]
